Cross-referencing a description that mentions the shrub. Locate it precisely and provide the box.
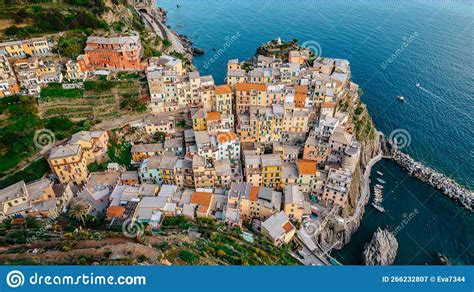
[178,249,198,264]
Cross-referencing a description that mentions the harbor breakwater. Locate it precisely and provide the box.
[391,150,473,212]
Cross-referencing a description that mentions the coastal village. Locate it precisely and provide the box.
[0,0,471,265]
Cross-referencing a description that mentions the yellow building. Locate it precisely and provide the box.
[297,159,318,194]
[249,105,284,143]
[131,143,164,163]
[192,108,207,131]
[244,154,282,190]
[48,144,89,185]
[200,85,215,111]
[283,185,305,222]
[235,83,266,114]
[226,182,282,223]
[283,106,309,133]
[214,84,233,113]
[192,155,215,189]
[261,154,282,189]
[0,37,51,59]
[70,130,109,163]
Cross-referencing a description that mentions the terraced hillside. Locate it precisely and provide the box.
[38,79,142,122]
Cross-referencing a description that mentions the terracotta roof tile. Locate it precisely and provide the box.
[282,221,294,233]
[217,132,236,144]
[215,84,232,95]
[235,83,266,92]
[107,206,125,218]
[207,111,221,121]
[294,85,308,94]
[191,191,212,213]
[321,102,336,108]
[297,159,317,175]
[249,186,260,202]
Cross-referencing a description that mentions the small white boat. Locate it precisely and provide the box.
[416,83,421,88]
[376,171,383,176]
[397,95,405,102]
[372,202,385,212]
[375,184,384,189]
[377,178,386,184]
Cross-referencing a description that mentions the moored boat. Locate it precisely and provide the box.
[372,202,385,212]
[377,178,386,184]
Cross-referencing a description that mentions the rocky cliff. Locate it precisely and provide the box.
[363,227,398,265]
[318,98,382,251]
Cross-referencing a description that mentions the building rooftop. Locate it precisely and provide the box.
[132,143,164,153]
[262,211,294,239]
[215,84,232,95]
[49,144,81,159]
[284,185,304,205]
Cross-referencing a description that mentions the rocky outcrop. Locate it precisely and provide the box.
[192,47,205,56]
[363,228,398,265]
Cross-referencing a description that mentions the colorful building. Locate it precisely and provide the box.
[48,144,89,185]
[83,33,142,71]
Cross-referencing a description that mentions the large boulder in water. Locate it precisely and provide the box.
[363,227,398,265]
[192,48,205,56]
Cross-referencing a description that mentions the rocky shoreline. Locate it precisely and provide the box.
[391,150,473,212]
[159,8,204,58]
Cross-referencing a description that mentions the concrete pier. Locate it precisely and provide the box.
[391,150,473,211]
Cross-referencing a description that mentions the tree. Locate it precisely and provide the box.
[68,202,89,226]
[153,131,166,142]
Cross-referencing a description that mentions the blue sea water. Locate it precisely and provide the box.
[158,0,473,264]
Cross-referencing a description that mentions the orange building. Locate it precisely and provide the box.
[235,83,266,114]
[83,33,142,71]
[293,85,307,108]
[190,191,213,218]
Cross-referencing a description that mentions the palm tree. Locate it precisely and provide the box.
[68,202,89,226]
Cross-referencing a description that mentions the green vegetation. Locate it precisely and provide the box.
[88,161,108,172]
[107,135,131,167]
[84,79,116,93]
[0,158,49,189]
[153,131,166,143]
[44,116,91,140]
[354,106,364,116]
[0,1,108,39]
[39,79,141,122]
[159,218,298,265]
[178,249,199,264]
[351,102,376,141]
[40,83,83,100]
[162,39,172,47]
[0,90,98,178]
[161,216,190,229]
[120,93,146,112]
[57,31,88,59]
[0,95,42,174]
